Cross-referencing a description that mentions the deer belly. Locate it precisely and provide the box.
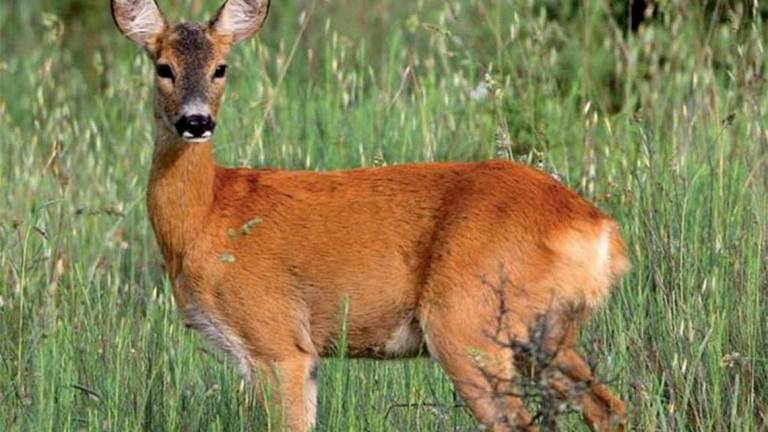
[318,308,427,359]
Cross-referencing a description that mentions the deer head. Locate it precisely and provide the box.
[111,0,269,142]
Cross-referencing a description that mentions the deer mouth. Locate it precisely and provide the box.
[181,130,213,143]
[174,114,216,142]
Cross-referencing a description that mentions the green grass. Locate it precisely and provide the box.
[1,0,767,430]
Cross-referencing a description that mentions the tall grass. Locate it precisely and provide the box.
[1,0,766,430]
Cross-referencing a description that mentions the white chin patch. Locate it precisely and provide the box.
[181,131,213,143]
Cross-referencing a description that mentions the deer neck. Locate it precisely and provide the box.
[147,126,217,278]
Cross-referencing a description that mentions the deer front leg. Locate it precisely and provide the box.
[252,354,319,432]
[182,288,319,431]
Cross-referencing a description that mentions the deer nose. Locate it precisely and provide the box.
[175,115,216,140]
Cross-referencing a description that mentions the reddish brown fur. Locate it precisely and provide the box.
[113,1,629,430]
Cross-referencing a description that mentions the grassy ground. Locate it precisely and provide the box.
[1,0,767,430]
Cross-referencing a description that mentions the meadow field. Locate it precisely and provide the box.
[1,0,766,430]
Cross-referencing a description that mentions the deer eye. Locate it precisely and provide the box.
[213,65,227,79]
[156,64,174,80]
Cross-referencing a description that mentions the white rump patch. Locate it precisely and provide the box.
[384,318,424,356]
[556,221,618,308]
[595,223,611,277]
[183,305,253,380]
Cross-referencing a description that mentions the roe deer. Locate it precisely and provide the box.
[112,0,629,430]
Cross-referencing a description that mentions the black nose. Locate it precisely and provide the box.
[175,115,215,139]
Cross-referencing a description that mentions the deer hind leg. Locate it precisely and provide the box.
[545,348,626,432]
[420,305,538,432]
[535,317,626,432]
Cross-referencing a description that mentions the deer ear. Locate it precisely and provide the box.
[209,0,270,44]
[111,0,167,46]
